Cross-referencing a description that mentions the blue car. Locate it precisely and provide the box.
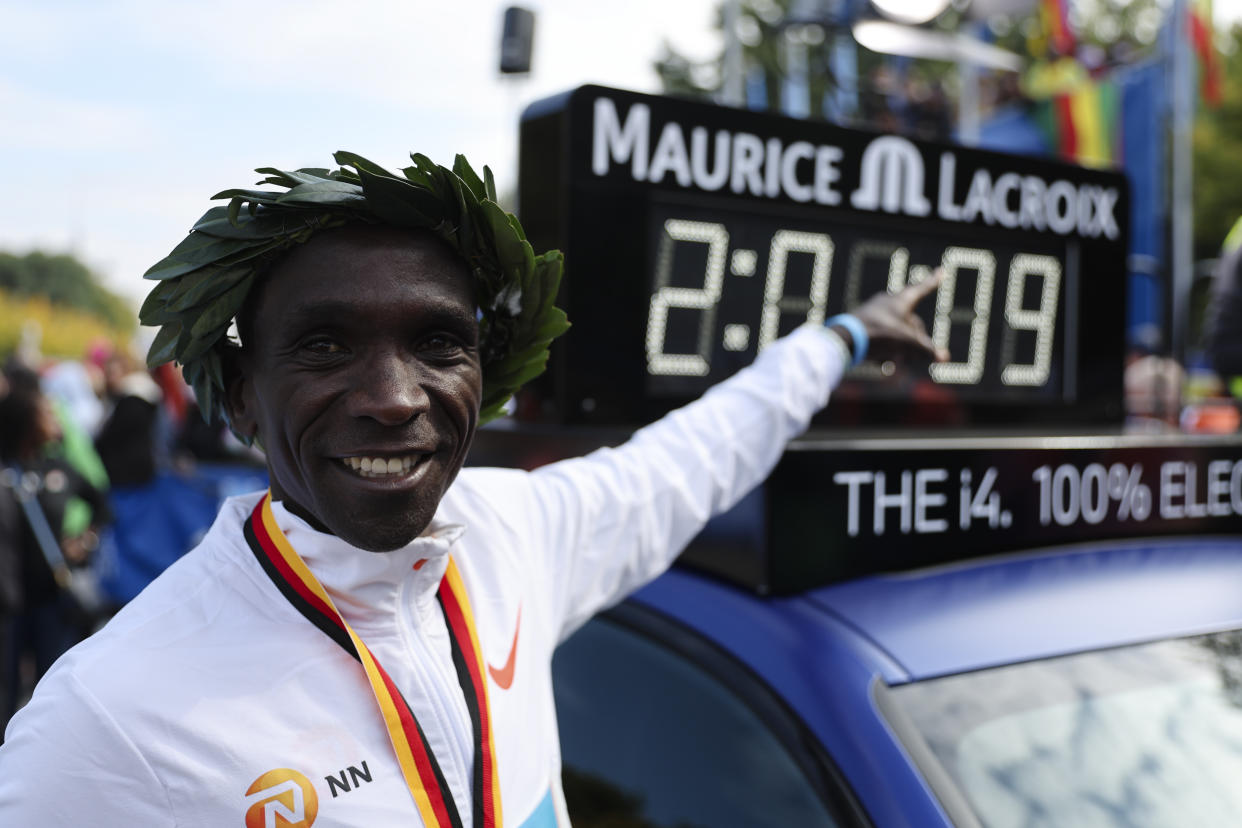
[548,437,1242,828]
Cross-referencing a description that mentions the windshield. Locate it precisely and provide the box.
[879,630,1242,827]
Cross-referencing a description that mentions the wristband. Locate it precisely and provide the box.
[824,314,868,367]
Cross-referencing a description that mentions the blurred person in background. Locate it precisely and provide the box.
[0,369,111,728]
[37,358,112,536]
[1124,351,1186,432]
[94,345,165,487]
[41,357,106,439]
[7,333,112,539]
[1202,217,1242,401]
[0,372,18,723]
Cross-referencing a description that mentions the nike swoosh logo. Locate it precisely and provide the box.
[487,605,521,690]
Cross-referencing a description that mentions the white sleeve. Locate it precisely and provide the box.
[0,669,175,826]
[526,325,850,640]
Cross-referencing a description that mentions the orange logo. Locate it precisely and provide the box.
[245,768,319,828]
[487,605,521,689]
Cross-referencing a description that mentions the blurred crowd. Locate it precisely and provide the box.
[858,64,955,141]
[0,337,266,732]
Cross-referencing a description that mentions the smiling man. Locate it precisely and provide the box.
[0,152,941,827]
[231,225,483,552]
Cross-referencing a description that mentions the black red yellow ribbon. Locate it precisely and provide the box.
[245,492,501,828]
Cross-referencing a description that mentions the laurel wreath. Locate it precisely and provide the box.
[140,151,569,429]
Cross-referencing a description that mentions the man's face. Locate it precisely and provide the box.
[229,226,481,551]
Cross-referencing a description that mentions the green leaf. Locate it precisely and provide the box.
[180,323,231,363]
[198,384,217,425]
[404,153,439,183]
[333,151,399,179]
[155,267,219,308]
[506,355,551,387]
[536,309,570,339]
[146,222,236,272]
[190,276,251,339]
[288,179,361,197]
[477,399,508,424]
[193,209,317,240]
[483,346,533,377]
[452,155,486,200]
[144,259,211,282]
[146,321,183,367]
[166,267,254,313]
[357,168,444,226]
[195,349,226,424]
[483,166,497,203]
[484,204,533,273]
[276,179,363,202]
[190,206,232,229]
[145,234,261,277]
[139,305,180,326]
[138,280,178,323]
[505,209,529,243]
[256,167,334,188]
[211,187,285,204]
[451,184,475,256]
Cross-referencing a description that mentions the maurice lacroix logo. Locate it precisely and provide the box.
[851,134,1119,240]
[589,95,1119,241]
[850,135,931,217]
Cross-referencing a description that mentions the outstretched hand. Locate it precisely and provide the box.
[845,270,949,365]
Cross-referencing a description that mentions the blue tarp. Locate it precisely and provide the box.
[95,464,268,605]
[1119,59,1169,350]
[976,103,1052,156]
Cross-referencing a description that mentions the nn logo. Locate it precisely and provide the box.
[244,768,319,828]
[325,760,374,798]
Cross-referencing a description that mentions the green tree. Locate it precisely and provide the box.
[1193,24,1242,258]
[654,0,1169,110]
[653,0,897,124]
[0,250,133,331]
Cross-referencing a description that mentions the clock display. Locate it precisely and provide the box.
[517,85,1127,429]
[642,199,1072,402]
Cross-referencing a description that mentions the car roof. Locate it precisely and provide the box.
[805,535,1242,681]
[648,536,1242,686]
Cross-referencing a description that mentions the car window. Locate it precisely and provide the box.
[878,630,1242,828]
[553,610,845,828]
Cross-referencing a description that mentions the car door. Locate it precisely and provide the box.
[552,602,870,828]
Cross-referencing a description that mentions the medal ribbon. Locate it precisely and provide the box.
[244,492,502,828]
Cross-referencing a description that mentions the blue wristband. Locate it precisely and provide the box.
[824,314,868,367]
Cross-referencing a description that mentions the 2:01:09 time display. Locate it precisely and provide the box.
[643,203,1073,403]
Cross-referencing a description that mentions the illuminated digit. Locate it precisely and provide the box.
[928,246,996,385]
[645,220,729,376]
[757,230,834,349]
[843,241,908,311]
[1000,254,1061,386]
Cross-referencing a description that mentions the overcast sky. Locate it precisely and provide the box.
[0,0,722,315]
[2,0,1239,323]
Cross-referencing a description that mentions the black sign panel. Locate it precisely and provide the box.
[678,435,1242,594]
[518,85,1129,429]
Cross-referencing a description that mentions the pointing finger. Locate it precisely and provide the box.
[908,316,947,362]
[897,267,943,312]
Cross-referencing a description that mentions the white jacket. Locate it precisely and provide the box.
[0,326,847,827]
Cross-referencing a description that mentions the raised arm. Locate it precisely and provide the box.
[518,276,945,639]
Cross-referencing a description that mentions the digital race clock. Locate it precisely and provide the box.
[517,85,1129,429]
